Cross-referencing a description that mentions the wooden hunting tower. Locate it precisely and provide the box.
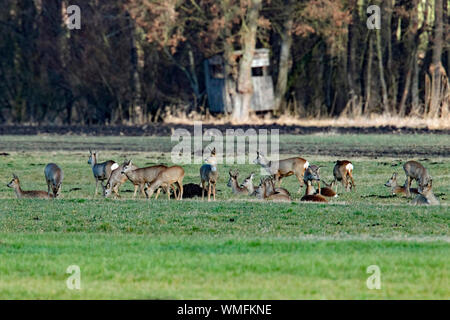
[204,48,275,113]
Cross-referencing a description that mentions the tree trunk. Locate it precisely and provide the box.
[376,29,389,113]
[230,0,262,122]
[429,0,444,118]
[274,12,293,112]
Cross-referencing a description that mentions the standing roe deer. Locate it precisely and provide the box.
[304,164,321,194]
[7,174,52,199]
[104,162,138,198]
[411,179,439,205]
[403,160,432,197]
[121,160,168,198]
[88,149,119,197]
[300,180,328,203]
[384,172,419,196]
[44,163,64,198]
[146,166,185,200]
[227,169,248,195]
[200,148,219,201]
[254,151,309,193]
[333,160,355,192]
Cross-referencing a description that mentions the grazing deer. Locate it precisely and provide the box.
[411,179,439,205]
[146,166,185,200]
[200,148,219,201]
[7,174,52,199]
[300,180,328,203]
[44,163,64,198]
[333,160,355,192]
[254,151,309,193]
[88,149,119,197]
[317,180,337,197]
[255,177,291,202]
[403,160,432,198]
[227,169,248,195]
[121,160,168,199]
[104,162,138,198]
[384,172,419,196]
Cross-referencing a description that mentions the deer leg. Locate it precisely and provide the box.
[94,180,99,198]
[132,184,139,199]
[295,174,303,193]
[140,185,147,198]
[208,182,212,202]
[201,181,205,201]
[177,181,183,200]
[348,172,356,191]
[404,177,412,197]
[213,182,216,201]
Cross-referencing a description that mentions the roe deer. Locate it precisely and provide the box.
[300,180,328,203]
[333,160,355,192]
[7,174,52,199]
[411,179,439,205]
[304,165,321,193]
[254,151,309,193]
[88,149,119,197]
[227,169,248,195]
[146,166,185,200]
[317,180,337,197]
[255,177,291,202]
[384,172,419,196]
[242,172,256,195]
[200,148,219,201]
[44,163,64,198]
[403,160,432,197]
[104,162,138,198]
[121,160,168,199]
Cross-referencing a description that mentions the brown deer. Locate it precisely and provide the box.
[104,162,138,198]
[227,169,248,195]
[200,148,219,201]
[7,174,52,199]
[146,166,185,200]
[88,149,119,197]
[304,164,321,194]
[255,177,291,202]
[403,160,432,198]
[241,172,256,196]
[254,151,309,193]
[121,160,168,199]
[411,179,439,205]
[333,160,355,192]
[384,172,419,197]
[44,163,64,198]
[300,180,328,203]
[315,180,337,197]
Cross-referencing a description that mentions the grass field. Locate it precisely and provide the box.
[0,134,448,299]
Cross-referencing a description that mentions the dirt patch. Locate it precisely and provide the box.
[0,124,449,136]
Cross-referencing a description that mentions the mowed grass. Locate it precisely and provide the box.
[0,134,448,299]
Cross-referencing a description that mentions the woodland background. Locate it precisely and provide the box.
[0,0,449,125]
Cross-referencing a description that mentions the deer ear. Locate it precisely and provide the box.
[12,173,18,179]
[211,148,216,156]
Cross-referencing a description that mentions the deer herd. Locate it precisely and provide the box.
[6,148,440,206]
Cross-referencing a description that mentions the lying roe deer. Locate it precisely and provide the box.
[254,151,309,193]
[255,177,291,202]
[403,160,432,197]
[104,162,138,198]
[411,179,439,205]
[44,163,64,198]
[384,172,418,196]
[227,169,248,195]
[88,149,119,197]
[7,174,52,199]
[317,180,337,197]
[146,166,185,200]
[241,172,256,195]
[300,180,328,203]
[333,160,355,192]
[200,148,219,201]
[304,165,321,193]
[121,160,168,198]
